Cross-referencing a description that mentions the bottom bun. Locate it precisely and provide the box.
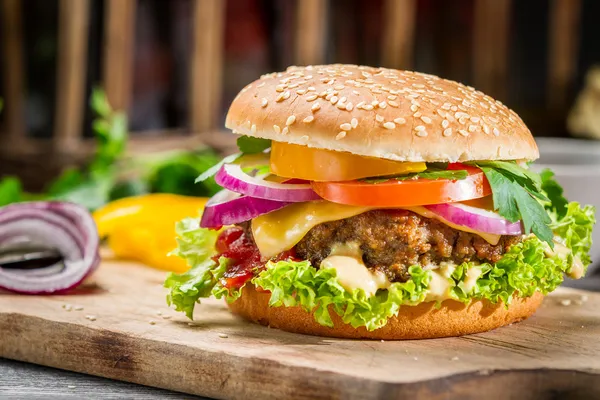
[228,284,545,340]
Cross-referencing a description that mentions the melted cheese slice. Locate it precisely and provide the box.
[252,201,501,259]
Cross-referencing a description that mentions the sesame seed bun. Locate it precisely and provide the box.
[228,284,544,340]
[225,64,539,163]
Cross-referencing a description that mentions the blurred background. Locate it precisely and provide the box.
[0,0,599,279]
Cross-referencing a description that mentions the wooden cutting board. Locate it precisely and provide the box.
[1,260,600,400]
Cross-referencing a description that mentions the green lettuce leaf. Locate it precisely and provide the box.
[165,200,595,330]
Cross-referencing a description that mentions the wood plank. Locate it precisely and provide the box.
[102,0,137,112]
[1,261,600,399]
[548,0,581,110]
[189,0,226,134]
[473,0,512,100]
[53,0,91,151]
[381,0,416,70]
[0,0,25,143]
[294,0,327,66]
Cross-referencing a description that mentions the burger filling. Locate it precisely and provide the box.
[233,210,521,286]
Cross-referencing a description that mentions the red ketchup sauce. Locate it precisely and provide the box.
[214,226,296,290]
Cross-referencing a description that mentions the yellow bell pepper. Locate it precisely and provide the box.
[93,194,208,272]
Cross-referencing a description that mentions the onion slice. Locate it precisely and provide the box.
[425,203,523,236]
[215,163,321,202]
[0,202,100,294]
[200,189,291,228]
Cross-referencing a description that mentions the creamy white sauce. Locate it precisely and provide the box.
[459,266,483,294]
[543,237,585,279]
[424,262,457,302]
[320,242,390,297]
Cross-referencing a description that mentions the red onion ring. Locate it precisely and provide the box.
[215,163,321,202]
[0,202,100,294]
[200,189,290,228]
[425,203,523,235]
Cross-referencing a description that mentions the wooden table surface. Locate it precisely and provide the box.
[0,358,205,399]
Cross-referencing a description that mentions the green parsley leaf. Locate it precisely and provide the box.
[361,168,468,184]
[541,169,568,220]
[236,136,271,154]
[477,164,553,245]
[0,177,23,207]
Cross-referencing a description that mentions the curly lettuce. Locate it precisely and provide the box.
[164,198,594,330]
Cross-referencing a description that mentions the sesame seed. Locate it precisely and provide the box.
[352,90,360,95]
[283,91,291,100]
[261,98,268,108]
[251,124,257,134]
[319,91,327,98]
[162,315,172,320]
[312,102,321,112]
[421,116,432,124]
[442,103,452,110]
[218,333,229,338]
[379,101,387,109]
[149,320,156,325]
[275,85,285,92]
[86,315,96,321]
[257,82,266,88]
[376,114,384,122]
[300,115,313,124]
[459,117,468,125]
[300,135,309,141]
[451,105,458,111]
[282,127,289,135]
[336,131,347,140]
[371,100,379,106]
[383,122,396,129]
[458,129,469,137]
[483,125,490,134]
[330,96,339,104]
[325,93,333,101]
[363,104,374,110]
[276,93,285,102]
[493,128,500,136]
[414,111,422,118]
[334,84,345,90]
[351,118,358,128]
[306,94,318,101]
[286,115,296,126]
[388,100,399,108]
[410,104,419,112]
[394,117,406,125]
[345,102,354,111]
[356,101,365,108]
[416,130,428,137]
[388,95,398,100]
[560,299,572,306]
[468,124,478,132]
[442,120,450,128]
[273,125,281,134]
[336,102,346,110]
[307,86,316,91]
[415,125,426,131]
[443,128,452,137]
[296,89,306,95]
[74,306,84,311]
[470,117,481,123]
[339,96,347,104]
[340,123,352,131]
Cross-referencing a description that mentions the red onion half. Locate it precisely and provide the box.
[215,163,321,202]
[0,202,100,294]
[425,203,523,235]
[200,189,290,228]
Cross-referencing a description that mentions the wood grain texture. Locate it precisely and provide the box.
[0,359,205,399]
[547,0,581,110]
[102,0,136,113]
[473,0,512,101]
[54,0,91,151]
[190,0,226,133]
[381,0,416,70]
[1,261,600,399]
[0,0,25,143]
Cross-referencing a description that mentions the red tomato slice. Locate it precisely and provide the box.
[310,165,491,207]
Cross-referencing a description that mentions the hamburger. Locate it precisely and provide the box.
[165,65,595,339]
